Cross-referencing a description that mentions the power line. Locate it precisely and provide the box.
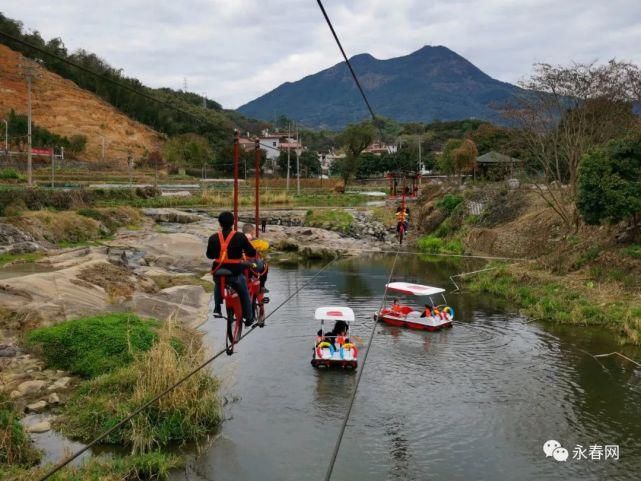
[0,31,213,128]
[316,0,377,123]
[37,257,339,481]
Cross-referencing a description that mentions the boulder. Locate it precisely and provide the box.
[0,344,18,358]
[48,392,61,405]
[26,421,51,433]
[142,208,201,224]
[48,377,71,391]
[17,380,47,395]
[9,390,21,399]
[26,400,47,413]
[0,223,45,254]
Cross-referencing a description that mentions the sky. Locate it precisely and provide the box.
[2,0,641,109]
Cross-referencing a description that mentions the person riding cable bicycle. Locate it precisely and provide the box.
[242,223,269,294]
[207,211,256,327]
[395,205,410,233]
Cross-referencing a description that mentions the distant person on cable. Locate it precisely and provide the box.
[395,205,410,233]
[207,211,256,326]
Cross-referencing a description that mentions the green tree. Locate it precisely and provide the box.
[67,135,87,155]
[437,139,462,176]
[336,122,376,188]
[163,134,212,173]
[299,150,320,177]
[277,150,297,177]
[577,137,641,229]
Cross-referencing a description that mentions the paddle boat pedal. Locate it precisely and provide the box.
[375,282,454,331]
[311,306,358,369]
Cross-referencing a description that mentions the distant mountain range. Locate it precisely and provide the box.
[237,46,522,130]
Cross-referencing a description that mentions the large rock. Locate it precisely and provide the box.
[17,380,47,395]
[133,285,210,326]
[142,208,202,224]
[26,400,47,413]
[48,377,71,391]
[26,421,51,433]
[0,344,18,357]
[0,223,45,255]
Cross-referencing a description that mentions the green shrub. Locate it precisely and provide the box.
[417,235,464,254]
[0,168,21,180]
[57,322,222,452]
[436,194,464,214]
[26,314,158,378]
[622,244,641,260]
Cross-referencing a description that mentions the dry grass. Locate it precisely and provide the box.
[7,210,103,245]
[129,320,222,453]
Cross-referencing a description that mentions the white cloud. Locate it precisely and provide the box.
[2,0,641,108]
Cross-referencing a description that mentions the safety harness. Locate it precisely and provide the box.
[211,230,243,274]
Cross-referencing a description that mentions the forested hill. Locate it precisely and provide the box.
[238,45,522,130]
[0,13,266,150]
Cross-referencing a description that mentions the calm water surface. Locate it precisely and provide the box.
[176,254,641,481]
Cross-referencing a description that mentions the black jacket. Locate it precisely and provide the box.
[206,229,257,275]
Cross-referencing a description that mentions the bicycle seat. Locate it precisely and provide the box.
[214,268,233,277]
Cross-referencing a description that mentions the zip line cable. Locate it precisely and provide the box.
[315,0,377,123]
[323,248,401,481]
[0,31,214,128]
[38,257,340,481]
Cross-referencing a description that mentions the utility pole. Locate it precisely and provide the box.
[20,58,39,187]
[418,134,422,186]
[2,119,7,161]
[50,147,55,188]
[286,123,291,193]
[296,129,301,195]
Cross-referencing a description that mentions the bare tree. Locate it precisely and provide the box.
[506,60,641,230]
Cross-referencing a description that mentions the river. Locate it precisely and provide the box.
[173,253,641,481]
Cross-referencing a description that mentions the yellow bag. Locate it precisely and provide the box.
[251,239,270,252]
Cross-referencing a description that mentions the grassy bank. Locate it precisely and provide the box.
[0,394,41,472]
[15,314,222,479]
[304,209,353,233]
[0,252,44,268]
[466,263,641,344]
[3,206,140,247]
[4,451,183,481]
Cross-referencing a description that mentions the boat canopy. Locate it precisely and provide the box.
[315,306,355,322]
[386,282,445,296]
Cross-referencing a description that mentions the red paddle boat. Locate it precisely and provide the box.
[311,306,358,369]
[374,282,454,331]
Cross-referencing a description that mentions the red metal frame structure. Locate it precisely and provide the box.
[233,130,240,230]
[387,172,420,199]
[254,138,260,239]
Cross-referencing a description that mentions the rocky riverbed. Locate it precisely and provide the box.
[0,208,395,426]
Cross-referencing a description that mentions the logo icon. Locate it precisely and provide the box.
[543,440,561,458]
[553,447,569,462]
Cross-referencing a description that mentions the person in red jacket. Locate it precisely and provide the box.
[206,211,256,326]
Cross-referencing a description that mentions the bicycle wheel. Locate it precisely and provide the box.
[225,306,243,355]
[253,296,265,327]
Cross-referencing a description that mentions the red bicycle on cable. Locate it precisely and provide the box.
[213,264,252,355]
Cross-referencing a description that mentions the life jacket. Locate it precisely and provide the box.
[211,230,243,274]
[391,303,403,313]
[336,335,346,346]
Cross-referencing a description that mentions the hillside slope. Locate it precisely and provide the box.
[238,46,521,129]
[0,44,164,165]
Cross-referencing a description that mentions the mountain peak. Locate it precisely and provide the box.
[238,45,519,129]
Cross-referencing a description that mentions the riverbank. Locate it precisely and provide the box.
[413,184,641,344]
[0,204,395,478]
